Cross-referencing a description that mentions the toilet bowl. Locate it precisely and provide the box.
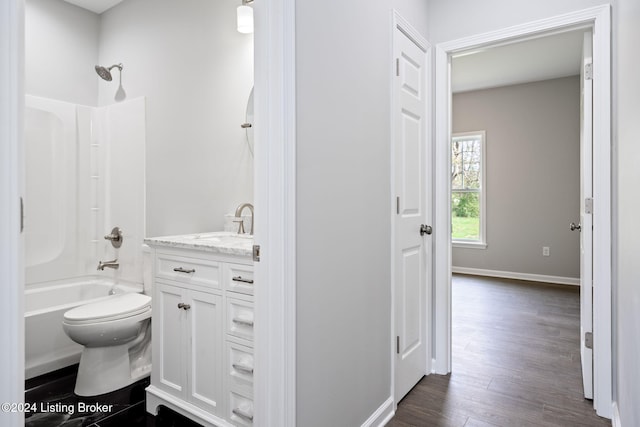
[62,292,152,396]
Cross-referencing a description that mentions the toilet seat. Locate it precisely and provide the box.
[64,293,151,325]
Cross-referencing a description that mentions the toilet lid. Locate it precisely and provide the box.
[64,293,151,323]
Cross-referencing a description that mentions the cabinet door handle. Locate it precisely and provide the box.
[177,303,191,310]
[232,363,254,374]
[232,276,254,284]
[231,363,253,374]
[232,408,254,422]
[232,317,254,327]
[173,267,195,274]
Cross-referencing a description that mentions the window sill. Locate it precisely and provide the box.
[452,241,487,249]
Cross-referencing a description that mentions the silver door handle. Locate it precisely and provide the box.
[570,222,581,232]
[233,317,254,327]
[232,363,254,374]
[173,267,196,274]
[420,224,433,235]
[232,408,254,422]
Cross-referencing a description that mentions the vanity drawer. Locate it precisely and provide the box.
[156,253,221,289]
[228,390,254,426]
[226,263,254,295]
[226,341,254,392]
[226,297,254,341]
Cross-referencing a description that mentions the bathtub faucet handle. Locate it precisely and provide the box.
[104,227,123,248]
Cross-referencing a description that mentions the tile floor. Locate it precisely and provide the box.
[24,365,201,427]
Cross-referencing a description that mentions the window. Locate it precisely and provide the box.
[451,131,486,248]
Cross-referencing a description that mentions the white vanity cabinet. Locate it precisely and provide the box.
[154,282,223,415]
[145,233,254,427]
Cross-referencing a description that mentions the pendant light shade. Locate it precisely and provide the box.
[237,4,253,34]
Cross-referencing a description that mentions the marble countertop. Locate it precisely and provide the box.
[144,231,253,257]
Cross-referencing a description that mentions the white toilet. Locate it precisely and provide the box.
[62,292,152,396]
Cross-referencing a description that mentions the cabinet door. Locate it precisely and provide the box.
[155,282,187,396]
[187,289,223,415]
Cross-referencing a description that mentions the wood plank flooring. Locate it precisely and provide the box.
[388,274,611,427]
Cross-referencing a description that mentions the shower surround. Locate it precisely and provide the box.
[24,94,146,379]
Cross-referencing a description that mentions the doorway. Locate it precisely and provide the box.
[433,6,612,419]
[0,1,297,426]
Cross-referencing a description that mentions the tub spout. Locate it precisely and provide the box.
[97,259,119,271]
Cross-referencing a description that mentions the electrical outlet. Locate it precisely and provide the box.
[543,246,550,257]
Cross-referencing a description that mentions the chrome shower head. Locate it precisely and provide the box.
[95,63,123,81]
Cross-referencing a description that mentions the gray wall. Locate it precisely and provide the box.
[452,77,580,279]
[25,0,99,106]
[295,0,428,425]
[614,0,640,425]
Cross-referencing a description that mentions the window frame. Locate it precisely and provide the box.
[451,131,487,249]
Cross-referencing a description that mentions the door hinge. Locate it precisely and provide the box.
[396,196,400,215]
[585,197,593,214]
[396,336,400,354]
[585,331,593,349]
[396,58,400,77]
[252,244,261,262]
[584,63,593,80]
[20,197,24,233]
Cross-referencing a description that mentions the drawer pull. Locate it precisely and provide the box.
[232,317,254,327]
[173,267,195,274]
[232,408,254,422]
[232,276,254,284]
[177,303,191,310]
[232,363,254,374]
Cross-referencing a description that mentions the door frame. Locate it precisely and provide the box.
[252,0,297,425]
[432,5,612,419]
[390,10,432,409]
[0,0,25,426]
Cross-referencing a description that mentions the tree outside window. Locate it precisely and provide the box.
[451,131,486,247]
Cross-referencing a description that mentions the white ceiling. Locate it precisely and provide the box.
[451,30,585,93]
[63,0,124,14]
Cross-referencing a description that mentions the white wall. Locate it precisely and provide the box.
[427,0,614,45]
[98,0,254,237]
[295,0,428,425]
[452,77,580,280]
[25,0,99,106]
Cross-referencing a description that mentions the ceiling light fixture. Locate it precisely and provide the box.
[237,0,254,34]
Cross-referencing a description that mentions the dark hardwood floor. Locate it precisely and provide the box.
[389,274,611,427]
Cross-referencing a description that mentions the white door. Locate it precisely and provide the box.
[188,289,222,414]
[579,31,594,400]
[393,22,430,402]
[155,282,186,395]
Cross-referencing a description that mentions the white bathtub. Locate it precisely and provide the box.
[25,279,142,379]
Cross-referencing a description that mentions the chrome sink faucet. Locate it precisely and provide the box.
[97,259,119,271]
[234,203,254,235]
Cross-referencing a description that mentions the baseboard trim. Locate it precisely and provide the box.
[361,396,394,427]
[452,266,579,286]
[612,402,622,427]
